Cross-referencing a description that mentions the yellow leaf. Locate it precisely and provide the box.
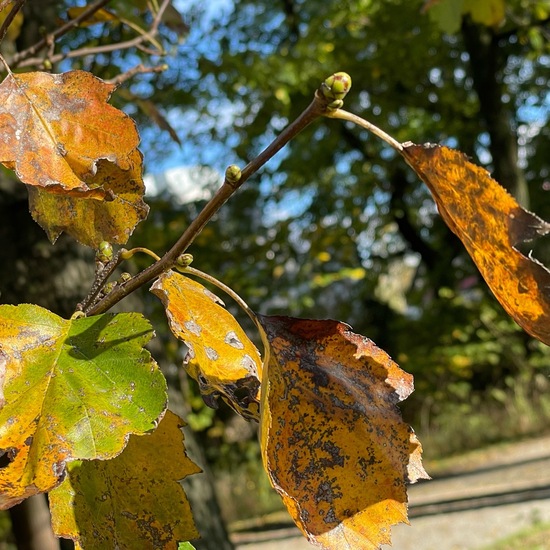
[151,271,262,421]
[27,148,149,247]
[259,316,428,549]
[401,143,550,346]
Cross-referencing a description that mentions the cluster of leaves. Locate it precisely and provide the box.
[0,2,549,550]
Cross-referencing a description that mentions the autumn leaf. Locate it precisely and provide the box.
[151,270,261,421]
[401,143,550,346]
[27,148,149,247]
[49,411,200,550]
[0,304,167,509]
[258,316,428,550]
[0,70,140,198]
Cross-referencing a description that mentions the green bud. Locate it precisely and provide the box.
[97,241,113,264]
[103,282,116,294]
[118,272,132,283]
[175,253,194,271]
[225,164,242,185]
[322,72,352,103]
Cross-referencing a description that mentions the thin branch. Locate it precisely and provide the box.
[0,0,24,48]
[10,0,112,68]
[77,250,125,312]
[85,84,337,316]
[11,0,172,70]
[107,63,167,87]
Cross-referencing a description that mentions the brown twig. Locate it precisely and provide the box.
[107,63,168,87]
[76,250,125,312]
[10,0,172,70]
[10,0,113,68]
[85,83,337,315]
[0,0,24,48]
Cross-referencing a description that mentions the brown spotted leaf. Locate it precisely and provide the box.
[49,411,200,550]
[0,70,139,198]
[401,143,550,346]
[27,148,149,247]
[258,316,428,550]
[151,270,261,421]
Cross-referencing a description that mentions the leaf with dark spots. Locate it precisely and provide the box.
[151,270,262,421]
[50,411,200,549]
[258,315,428,550]
[401,142,550,345]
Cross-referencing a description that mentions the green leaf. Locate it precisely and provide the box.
[425,0,464,34]
[50,411,200,550]
[0,304,167,509]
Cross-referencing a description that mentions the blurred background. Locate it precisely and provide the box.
[0,0,549,548]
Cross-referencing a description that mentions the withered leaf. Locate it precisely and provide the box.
[151,270,262,421]
[401,143,550,346]
[0,70,140,198]
[258,315,428,550]
[27,149,149,247]
[50,411,200,550]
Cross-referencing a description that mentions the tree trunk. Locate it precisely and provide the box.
[462,20,530,207]
[8,496,60,550]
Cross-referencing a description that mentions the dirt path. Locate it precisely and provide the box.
[231,435,550,549]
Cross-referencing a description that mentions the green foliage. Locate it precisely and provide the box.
[1,0,549,547]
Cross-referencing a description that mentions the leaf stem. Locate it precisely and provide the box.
[86,77,341,316]
[325,108,403,152]
[182,266,269,357]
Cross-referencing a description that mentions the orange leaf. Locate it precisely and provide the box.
[0,70,139,198]
[27,149,149,247]
[151,271,262,421]
[259,316,428,550]
[401,143,550,346]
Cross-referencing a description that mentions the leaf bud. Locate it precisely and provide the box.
[225,164,242,185]
[321,72,352,103]
[103,282,116,294]
[96,241,113,263]
[175,253,194,271]
[118,272,132,283]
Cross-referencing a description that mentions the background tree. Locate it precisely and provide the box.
[0,0,549,547]
[149,0,550,455]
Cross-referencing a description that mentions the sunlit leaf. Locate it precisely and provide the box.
[0,70,140,198]
[259,315,428,550]
[464,0,505,27]
[151,270,261,421]
[27,148,149,247]
[401,142,550,346]
[66,7,119,26]
[50,411,200,550]
[0,304,167,509]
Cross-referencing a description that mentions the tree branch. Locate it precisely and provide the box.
[85,77,346,315]
[9,0,113,68]
[10,0,172,70]
[0,0,24,48]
